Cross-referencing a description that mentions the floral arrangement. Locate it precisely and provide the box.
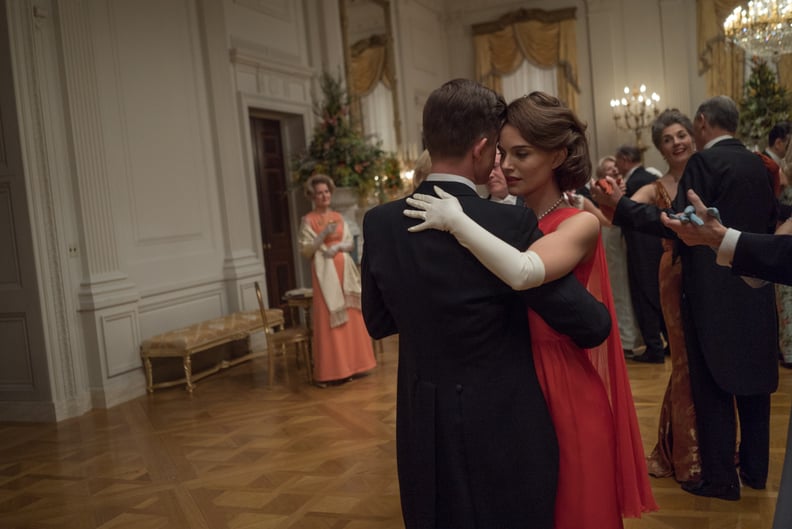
[292,72,387,195]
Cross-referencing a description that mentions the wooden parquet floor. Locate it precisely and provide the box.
[0,335,790,529]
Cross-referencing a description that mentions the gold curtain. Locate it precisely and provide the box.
[778,54,792,93]
[473,8,579,112]
[697,0,745,99]
[349,35,392,98]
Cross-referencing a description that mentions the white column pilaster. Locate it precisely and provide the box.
[57,0,144,408]
[195,0,264,310]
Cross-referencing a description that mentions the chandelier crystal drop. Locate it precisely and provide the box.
[723,0,792,57]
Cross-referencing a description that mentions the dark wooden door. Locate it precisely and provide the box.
[250,116,297,313]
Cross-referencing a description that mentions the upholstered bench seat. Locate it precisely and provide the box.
[140,309,284,393]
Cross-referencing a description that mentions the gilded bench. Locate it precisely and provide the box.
[140,309,284,393]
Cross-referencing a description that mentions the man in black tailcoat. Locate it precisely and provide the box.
[614,144,666,363]
[593,95,778,501]
[361,79,612,529]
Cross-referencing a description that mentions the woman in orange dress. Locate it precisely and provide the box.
[405,92,657,528]
[627,109,700,483]
[298,174,376,385]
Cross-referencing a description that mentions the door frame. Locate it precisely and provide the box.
[239,93,314,304]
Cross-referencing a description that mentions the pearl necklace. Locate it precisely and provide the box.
[315,210,333,227]
[537,196,566,220]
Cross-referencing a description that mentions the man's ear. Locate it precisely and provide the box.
[472,136,489,160]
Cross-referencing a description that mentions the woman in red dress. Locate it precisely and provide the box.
[405,92,657,528]
[299,174,376,385]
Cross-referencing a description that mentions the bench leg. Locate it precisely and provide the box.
[184,355,194,393]
[268,343,274,389]
[302,343,313,383]
[143,356,154,393]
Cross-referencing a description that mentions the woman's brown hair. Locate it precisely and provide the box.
[504,92,591,191]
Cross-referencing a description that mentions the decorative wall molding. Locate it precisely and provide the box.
[101,309,141,377]
[0,183,21,286]
[230,36,307,71]
[231,47,314,106]
[234,0,293,21]
[0,109,6,167]
[97,0,217,252]
[58,2,125,280]
[0,315,33,386]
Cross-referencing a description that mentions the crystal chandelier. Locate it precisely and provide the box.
[723,0,792,57]
[609,84,661,152]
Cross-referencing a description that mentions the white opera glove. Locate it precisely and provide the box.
[322,241,353,258]
[404,186,546,290]
[322,243,341,258]
[312,222,337,250]
[404,187,464,232]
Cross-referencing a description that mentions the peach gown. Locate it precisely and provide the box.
[304,210,376,383]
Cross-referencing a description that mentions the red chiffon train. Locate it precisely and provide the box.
[530,208,658,529]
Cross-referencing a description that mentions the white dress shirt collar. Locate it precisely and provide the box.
[767,148,783,166]
[490,194,518,205]
[425,173,478,192]
[703,135,733,150]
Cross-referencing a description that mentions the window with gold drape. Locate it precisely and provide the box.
[473,8,579,112]
[348,35,397,149]
[697,0,745,100]
[349,35,393,97]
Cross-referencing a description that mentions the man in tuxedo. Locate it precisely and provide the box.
[661,189,792,529]
[764,121,790,169]
[764,121,791,198]
[593,95,778,501]
[361,79,612,529]
[614,145,666,363]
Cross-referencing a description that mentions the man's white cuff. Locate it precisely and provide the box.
[716,228,741,267]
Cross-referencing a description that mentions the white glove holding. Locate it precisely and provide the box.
[404,189,464,232]
[311,222,337,250]
[322,243,342,258]
[403,186,546,290]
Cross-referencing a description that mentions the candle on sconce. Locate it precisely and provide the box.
[609,83,661,153]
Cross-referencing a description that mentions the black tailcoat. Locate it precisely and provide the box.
[622,166,666,355]
[732,232,792,286]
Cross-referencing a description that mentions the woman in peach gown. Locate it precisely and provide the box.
[627,109,700,483]
[299,174,376,385]
[406,92,657,528]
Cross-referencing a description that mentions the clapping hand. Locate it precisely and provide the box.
[404,186,463,233]
[320,222,337,239]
